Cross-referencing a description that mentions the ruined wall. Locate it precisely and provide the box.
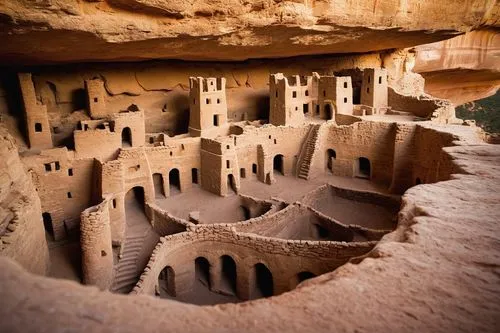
[0,125,49,275]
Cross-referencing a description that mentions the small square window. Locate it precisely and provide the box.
[344,82,348,89]
[67,192,72,198]
[344,97,347,103]
[206,98,211,104]
[44,163,51,172]
[35,123,42,132]
[55,162,60,170]
[68,168,73,176]
[292,91,297,98]
[217,98,221,104]
[305,90,309,96]
[226,145,230,149]
[94,97,98,103]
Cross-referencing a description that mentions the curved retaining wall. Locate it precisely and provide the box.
[132,226,376,299]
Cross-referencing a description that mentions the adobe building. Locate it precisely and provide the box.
[360,68,389,114]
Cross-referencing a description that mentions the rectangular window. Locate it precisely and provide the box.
[67,192,72,198]
[240,168,246,178]
[44,163,51,172]
[292,91,297,98]
[213,114,219,126]
[206,98,211,104]
[367,87,370,94]
[379,76,382,84]
[344,97,348,103]
[68,168,73,176]
[226,160,230,168]
[344,82,348,88]
[226,145,230,149]
[112,199,117,209]
[94,97,98,103]
[55,162,60,170]
[35,123,42,132]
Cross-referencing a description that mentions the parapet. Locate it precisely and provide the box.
[189,77,226,93]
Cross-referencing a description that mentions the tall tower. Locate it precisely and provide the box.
[360,68,388,114]
[188,77,228,138]
[317,75,353,119]
[18,73,53,150]
[269,73,313,126]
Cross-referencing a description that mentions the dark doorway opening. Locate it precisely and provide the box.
[192,168,198,184]
[297,271,316,283]
[314,224,330,239]
[356,157,371,179]
[213,114,220,126]
[158,266,175,297]
[195,257,211,289]
[153,173,165,198]
[121,127,132,147]
[220,255,237,296]
[169,168,181,195]
[303,104,309,114]
[227,174,236,194]
[416,177,422,185]
[326,149,336,172]
[42,212,54,240]
[324,104,332,120]
[252,263,273,298]
[273,154,284,175]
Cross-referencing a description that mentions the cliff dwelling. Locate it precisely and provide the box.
[0,1,499,332]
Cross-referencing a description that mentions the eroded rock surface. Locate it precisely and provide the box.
[0,0,498,63]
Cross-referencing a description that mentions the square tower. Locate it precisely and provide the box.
[269,73,314,126]
[188,77,228,138]
[85,78,107,119]
[360,68,388,114]
[18,73,53,150]
[317,75,353,119]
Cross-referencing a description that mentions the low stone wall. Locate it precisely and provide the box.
[146,203,192,236]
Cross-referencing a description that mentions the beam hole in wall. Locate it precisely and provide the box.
[195,257,211,289]
[220,255,237,296]
[252,263,273,299]
[121,127,132,147]
[191,168,198,184]
[35,122,42,132]
[153,173,165,198]
[93,97,98,103]
[42,212,54,241]
[158,266,175,298]
[101,250,107,257]
[355,157,371,179]
[169,169,181,195]
[273,154,284,175]
[326,149,336,172]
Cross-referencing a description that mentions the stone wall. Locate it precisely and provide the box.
[0,125,49,275]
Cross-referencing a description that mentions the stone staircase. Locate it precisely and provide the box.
[111,230,147,293]
[297,124,321,180]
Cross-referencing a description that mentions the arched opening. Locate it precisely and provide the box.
[153,173,165,198]
[220,255,237,296]
[125,186,145,216]
[252,263,273,298]
[314,224,330,239]
[195,257,211,289]
[121,127,132,147]
[273,154,284,175]
[169,168,181,195]
[356,157,371,179]
[326,149,336,172]
[416,177,422,185]
[297,271,316,284]
[42,212,54,240]
[240,205,251,220]
[324,104,332,120]
[227,174,237,194]
[158,266,175,298]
